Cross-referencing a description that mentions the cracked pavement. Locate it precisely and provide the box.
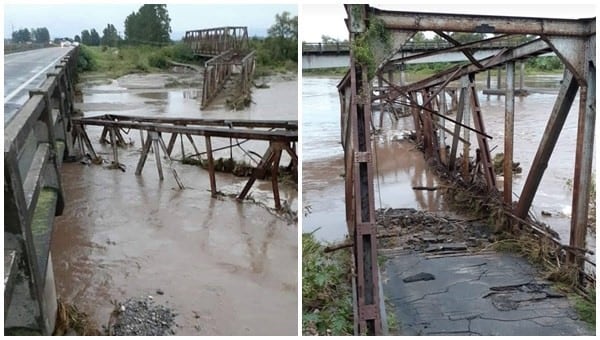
[382,251,594,336]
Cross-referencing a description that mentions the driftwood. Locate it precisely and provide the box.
[324,232,399,253]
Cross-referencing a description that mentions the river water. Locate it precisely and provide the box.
[302,74,595,252]
[51,72,298,335]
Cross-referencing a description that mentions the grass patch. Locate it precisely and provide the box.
[302,233,353,336]
[78,43,198,78]
[574,288,596,327]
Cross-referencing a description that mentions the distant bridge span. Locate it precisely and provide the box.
[302,40,552,69]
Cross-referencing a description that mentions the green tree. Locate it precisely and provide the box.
[124,4,171,45]
[74,35,81,43]
[81,30,91,45]
[268,11,297,40]
[263,11,298,63]
[12,28,31,43]
[90,29,101,46]
[33,27,50,43]
[101,23,120,47]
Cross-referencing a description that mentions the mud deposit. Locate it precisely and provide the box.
[51,71,298,335]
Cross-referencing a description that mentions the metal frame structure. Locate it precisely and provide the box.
[340,4,595,334]
[184,26,255,109]
[72,115,297,210]
[184,26,249,57]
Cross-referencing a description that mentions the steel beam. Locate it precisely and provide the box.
[345,4,382,335]
[369,6,595,37]
[392,39,551,94]
[504,62,515,208]
[568,58,595,268]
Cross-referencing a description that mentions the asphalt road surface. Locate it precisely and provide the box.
[4,46,73,124]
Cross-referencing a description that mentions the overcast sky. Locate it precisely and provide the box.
[301,3,596,42]
[3,3,298,40]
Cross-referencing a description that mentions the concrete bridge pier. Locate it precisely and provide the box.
[484,62,526,96]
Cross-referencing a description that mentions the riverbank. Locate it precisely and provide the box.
[79,44,297,80]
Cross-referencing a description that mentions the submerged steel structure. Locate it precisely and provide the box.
[340,4,595,334]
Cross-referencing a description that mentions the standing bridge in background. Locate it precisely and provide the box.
[184,26,255,109]
[339,5,595,335]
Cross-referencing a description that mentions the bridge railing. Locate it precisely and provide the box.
[184,26,249,57]
[4,47,79,335]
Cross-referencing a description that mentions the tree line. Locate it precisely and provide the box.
[74,4,171,47]
[11,27,50,43]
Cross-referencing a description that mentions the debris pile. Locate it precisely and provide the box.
[376,208,495,252]
[108,297,177,336]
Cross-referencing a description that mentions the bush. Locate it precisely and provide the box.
[77,45,98,72]
[148,53,168,68]
[170,43,194,62]
[302,233,353,335]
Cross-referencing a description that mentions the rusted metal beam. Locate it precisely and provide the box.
[345,4,382,334]
[468,75,496,189]
[504,62,515,209]
[93,114,297,130]
[73,118,297,142]
[449,85,464,172]
[515,70,579,218]
[568,59,595,269]
[461,77,471,180]
[387,34,512,65]
[434,30,484,68]
[369,6,595,37]
[205,136,216,196]
[184,26,249,57]
[392,39,551,93]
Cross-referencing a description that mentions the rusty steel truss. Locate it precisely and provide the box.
[72,115,297,209]
[184,26,255,109]
[340,4,595,335]
[184,26,249,57]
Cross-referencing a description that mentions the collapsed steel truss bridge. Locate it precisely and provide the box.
[184,27,255,109]
[339,5,595,335]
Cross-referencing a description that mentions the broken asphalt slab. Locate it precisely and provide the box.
[382,251,594,336]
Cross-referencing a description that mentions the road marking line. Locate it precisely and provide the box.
[4,52,68,102]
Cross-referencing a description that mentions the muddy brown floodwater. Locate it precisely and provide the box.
[302,74,595,257]
[51,70,298,335]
